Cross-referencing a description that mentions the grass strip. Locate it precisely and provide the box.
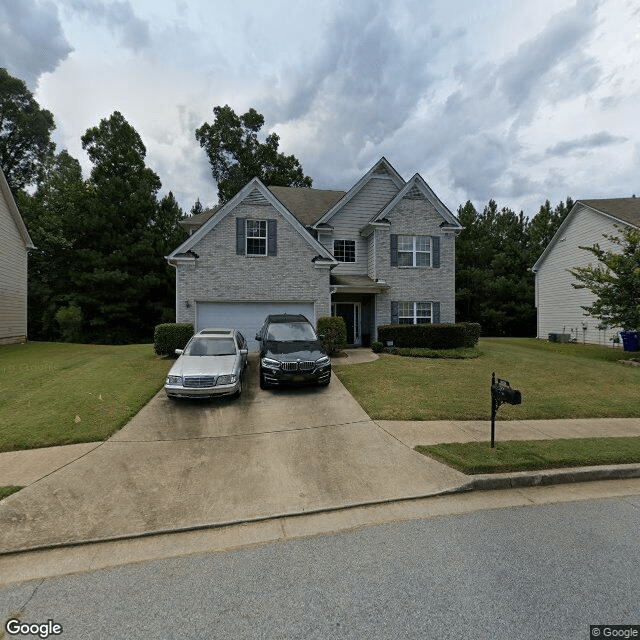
[415,437,640,474]
[0,486,23,500]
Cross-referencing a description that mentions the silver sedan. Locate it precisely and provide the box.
[164,329,248,399]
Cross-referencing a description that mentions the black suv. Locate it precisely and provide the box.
[256,314,331,389]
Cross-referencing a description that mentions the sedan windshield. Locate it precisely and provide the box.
[185,338,237,356]
[267,322,317,342]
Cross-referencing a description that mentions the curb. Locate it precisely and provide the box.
[463,463,640,492]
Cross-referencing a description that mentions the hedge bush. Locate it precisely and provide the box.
[377,322,481,350]
[154,323,194,357]
[317,316,347,355]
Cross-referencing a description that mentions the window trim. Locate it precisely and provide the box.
[246,219,267,256]
[397,235,431,268]
[333,239,356,263]
[398,301,433,325]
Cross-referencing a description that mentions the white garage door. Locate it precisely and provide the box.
[196,301,316,351]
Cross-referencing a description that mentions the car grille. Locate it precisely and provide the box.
[183,376,217,388]
[280,361,315,372]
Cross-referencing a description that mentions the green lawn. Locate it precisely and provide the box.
[417,437,640,474]
[333,338,640,421]
[0,342,173,453]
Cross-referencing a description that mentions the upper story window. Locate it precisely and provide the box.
[334,239,356,263]
[399,302,432,325]
[246,220,267,255]
[398,235,431,267]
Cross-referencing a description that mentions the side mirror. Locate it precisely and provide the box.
[255,334,262,341]
[175,349,184,356]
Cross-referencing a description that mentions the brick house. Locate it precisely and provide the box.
[167,157,462,349]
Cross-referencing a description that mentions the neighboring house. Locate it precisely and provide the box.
[0,168,35,345]
[167,157,462,350]
[531,198,640,345]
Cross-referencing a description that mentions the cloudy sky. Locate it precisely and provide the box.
[2,0,639,216]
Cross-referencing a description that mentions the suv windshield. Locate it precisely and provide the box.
[267,322,317,342]
[185,338,237,356]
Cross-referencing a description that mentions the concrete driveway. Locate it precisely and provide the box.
[0,357,466,553]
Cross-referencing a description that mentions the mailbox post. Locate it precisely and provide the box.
[490,372,522,447]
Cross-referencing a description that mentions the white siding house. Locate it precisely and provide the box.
[531,199,640,345]
[0,168,35,344]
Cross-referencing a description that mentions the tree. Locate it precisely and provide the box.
[0,67,56,192]
[570,226,640,330]
[195,105,312,203]
[528,197,573,265]
[67,111,185,343]
[18,149,88,340]
[455,200,535,336]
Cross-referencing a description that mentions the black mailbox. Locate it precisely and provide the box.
[490,373,522,447]
[492,381,522,406]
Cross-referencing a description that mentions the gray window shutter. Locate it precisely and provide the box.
[390,234,398,266]
[431,236,440,268]
[391,301,399,324]
[267,219,277,256]
[236,217,246,255]
[432,301,440,324]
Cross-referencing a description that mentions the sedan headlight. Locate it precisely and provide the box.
[315,356,330,366]
[166,375,182,385]
[261,357,280,368]
[217,374,237,385]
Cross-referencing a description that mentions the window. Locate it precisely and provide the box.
[334,239,356,263]
[246,220,267,255]
[398,235,431,267]
[399,302,432,325]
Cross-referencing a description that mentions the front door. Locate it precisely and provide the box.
[333,303,361,346]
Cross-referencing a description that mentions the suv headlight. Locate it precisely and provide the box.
[217,374,237,385]
[315,356,330,366]
[166,375,182,385]
[261,357,280,368]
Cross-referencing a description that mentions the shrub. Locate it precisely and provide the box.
[377,323,475,349]
[461,322,481,347]
[371,341,384,353]
[55,303,83,342]
[317,316,347,355]
[154,323,194,357]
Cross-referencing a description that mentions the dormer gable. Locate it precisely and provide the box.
[370,173,462,230]
[312,157,405,230]
[166,177,336,264]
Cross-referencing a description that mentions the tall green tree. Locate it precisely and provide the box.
[528,197,573,265]
[68,111,185,343]
[456,200,535,336]
[18,150,88,340]
[570,226,640,330]
[0,68,56,192]
[195,105,312,203]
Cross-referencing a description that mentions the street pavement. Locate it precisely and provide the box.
[1,349,639,582]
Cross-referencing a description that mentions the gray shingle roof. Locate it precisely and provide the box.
[579,198,640,228]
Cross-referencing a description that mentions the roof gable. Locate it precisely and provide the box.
[373,173,462,228]
[531,198,640,273]
[312,157,405,229]
[0,168,34,249]
[167,178,336,262]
